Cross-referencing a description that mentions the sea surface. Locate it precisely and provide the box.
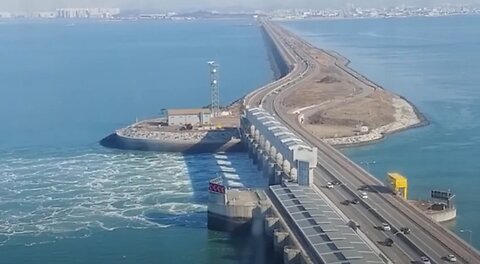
[0,19,274,264]
[283,15,480,249]
[2,16,480,264]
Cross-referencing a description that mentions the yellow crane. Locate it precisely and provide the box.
[387,172,408,199]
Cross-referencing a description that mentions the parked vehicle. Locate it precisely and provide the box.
[326,182,334,189]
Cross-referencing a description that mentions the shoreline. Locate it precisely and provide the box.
[246,21,429,149]
[281,30,429,148]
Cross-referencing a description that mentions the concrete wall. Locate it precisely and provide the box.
[428,208,457,223]
[100,132,244,153]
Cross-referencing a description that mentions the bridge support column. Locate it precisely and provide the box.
[270,165,283,185]
[283,247,301,264]
[263,160,275,179]
[247,138,255,159]
[256,149,264,170]
[252,143,259,165]
[273,229,289,256]
[264,217,279,240]
[261,154,270,175]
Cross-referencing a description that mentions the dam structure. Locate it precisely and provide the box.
[217,18,480,264]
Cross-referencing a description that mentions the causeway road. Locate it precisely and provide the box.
[246,18,480,264]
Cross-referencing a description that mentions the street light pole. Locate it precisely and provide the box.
[460,229,473,245]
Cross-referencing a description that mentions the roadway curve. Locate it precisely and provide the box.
[245,18,480,264]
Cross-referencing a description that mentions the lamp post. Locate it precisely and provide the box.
[360,160,376,173]
[460,229,473,245]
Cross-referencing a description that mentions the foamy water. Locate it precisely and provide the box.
[0,147,262,247]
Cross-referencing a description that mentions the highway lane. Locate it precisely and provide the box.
[262,80,422,263]
[248,19,480,264]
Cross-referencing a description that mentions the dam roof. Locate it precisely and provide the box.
[269,183,383,264]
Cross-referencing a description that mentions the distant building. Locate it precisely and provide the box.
[163,108,211,126]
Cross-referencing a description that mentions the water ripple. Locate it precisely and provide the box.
[0,148,210,247]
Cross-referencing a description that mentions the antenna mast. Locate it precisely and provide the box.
[208,61,219,117]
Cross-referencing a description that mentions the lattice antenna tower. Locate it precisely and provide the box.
[208,61,220,117]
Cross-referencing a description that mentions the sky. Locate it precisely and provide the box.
[2,0,480,12]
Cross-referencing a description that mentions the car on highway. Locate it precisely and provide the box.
[348,220,360,231]
[332,180,341,185]
[341,200,350,206]
[360,192,368,199]
[400,227,410,234]
[358,185,368,191]
[381,223,391,231]
[384,238,394,247]
[445,254,457,262]
[421,256,431,264]
[351,198,360,204]
[326,182,334,189]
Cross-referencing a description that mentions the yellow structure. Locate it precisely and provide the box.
[387,172,408,199]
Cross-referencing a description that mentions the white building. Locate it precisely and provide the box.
[163,108,212,126]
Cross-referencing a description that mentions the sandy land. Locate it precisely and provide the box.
[283,45,424,146]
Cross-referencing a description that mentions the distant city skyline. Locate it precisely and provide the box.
[2,0,480,12]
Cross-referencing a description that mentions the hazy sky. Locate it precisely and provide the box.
[2,0,480,12]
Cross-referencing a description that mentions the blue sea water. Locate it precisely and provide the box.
[0,20,273,263]
[283,15,480,249]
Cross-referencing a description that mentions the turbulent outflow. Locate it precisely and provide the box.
[0,147,260,247]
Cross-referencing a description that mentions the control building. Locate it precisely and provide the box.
[163,108,211,126]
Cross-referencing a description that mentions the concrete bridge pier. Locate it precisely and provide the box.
[263,160,275,179]
[264,217,280,241]
[284,246,301,264]
[269,165,283,185]
[256,148,264,170]
[247,138,255,159]
[274,229,290,261]
[261,154,270,175]
[252,143,259,165]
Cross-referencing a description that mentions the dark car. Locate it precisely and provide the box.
[400,227,411,234]
[351,198,360,204]
[384,238,394,247]
[341,200,350,205]
[332,180,342,185]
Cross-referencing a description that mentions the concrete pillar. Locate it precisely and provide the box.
[283,246,301,264]
[276,153,283,168]
[254,129,260,142]
[270,146,277,160]
[247,139,253,158]
[290,168,298,182]
[264,217,279,239]
[265,140,271,155]
[271,164,283,185]
[273,229,289,253]
[252,143,259,164]
[283,160,291,176]
[257,149,265,171]
[264,160,275,179]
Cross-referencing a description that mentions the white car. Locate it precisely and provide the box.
[360,192,368,199]
[445,254,457,262]
[326,182,334,189]
[381,223,391,231]
[421,256,431,264]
